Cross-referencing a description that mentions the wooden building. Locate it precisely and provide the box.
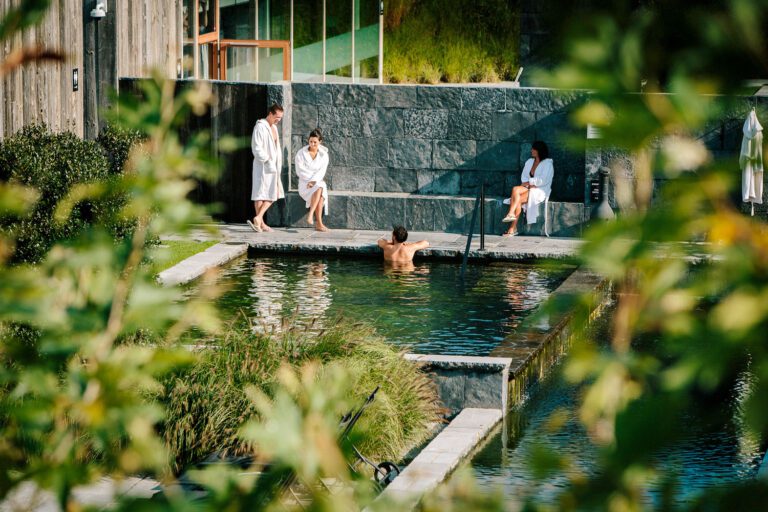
[0,0,383,140]
[0,0,181,139]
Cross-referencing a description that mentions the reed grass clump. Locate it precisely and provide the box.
[157,316,441,471]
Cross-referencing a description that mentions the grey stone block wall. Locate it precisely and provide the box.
[404,354,512,418]
[266,191,585,236]
[291,83,588,202]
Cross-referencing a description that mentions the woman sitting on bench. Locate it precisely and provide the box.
[502,140,554,237]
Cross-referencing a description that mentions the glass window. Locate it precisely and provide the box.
[225,46,257,81]
[183,0,195,39]
[182,43,195,78]
[354,0,380,82]
[258,46,285,82]
[293,0,323,81]
[198,0,217,35]
[326,1,352,79]
[258,0,290,40]
[221,0,256,40]
[199,43,215,79]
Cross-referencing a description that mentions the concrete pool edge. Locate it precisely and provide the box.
[371,408,503,511]
[157,242,248,286]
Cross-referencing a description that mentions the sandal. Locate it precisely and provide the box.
[502,231,517,237]
[502,214,516,223]
[247,220,262,233]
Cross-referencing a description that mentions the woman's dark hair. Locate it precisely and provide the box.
[532,140,549,160]
[308,128,323,141]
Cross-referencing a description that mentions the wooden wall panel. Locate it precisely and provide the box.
[0,0,179,140]
[117,0,180,79]
[0,0,84,139]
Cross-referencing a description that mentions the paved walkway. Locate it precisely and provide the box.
[195,224,584,261]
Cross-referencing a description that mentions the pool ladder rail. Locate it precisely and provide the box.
[461,182,486,278]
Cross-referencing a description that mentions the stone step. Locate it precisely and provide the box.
[265,191,587,237]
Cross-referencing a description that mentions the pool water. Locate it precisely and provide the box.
[465,316,763,506]
[202,255,571,356]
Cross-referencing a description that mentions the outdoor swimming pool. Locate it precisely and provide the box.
[201,255,572,356]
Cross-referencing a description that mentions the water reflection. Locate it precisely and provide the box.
[249,260,286,334]
[294,262,331,330]
[248,260,332,335]
[210,256,570,355]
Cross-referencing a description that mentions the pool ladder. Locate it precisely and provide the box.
[460,182,485,278]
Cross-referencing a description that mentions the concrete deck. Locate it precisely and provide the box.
[218,224,583,261]
[157,242,248,286]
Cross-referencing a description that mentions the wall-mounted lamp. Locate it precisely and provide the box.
[90,1,107,19]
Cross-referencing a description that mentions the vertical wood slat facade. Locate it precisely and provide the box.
[0,0,83,138]
[117,0,180,79]
[1,1,180,140]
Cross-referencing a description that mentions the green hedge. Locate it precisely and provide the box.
[0,124,142,264]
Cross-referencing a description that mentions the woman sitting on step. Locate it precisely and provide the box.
[502,140,554,237]
[295,128,330,232]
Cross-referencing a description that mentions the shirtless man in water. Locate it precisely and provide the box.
[377,226,429,263]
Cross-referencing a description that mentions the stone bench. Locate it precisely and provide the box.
[265,191,587,237]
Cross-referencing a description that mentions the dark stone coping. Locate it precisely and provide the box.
[404,354,511,373]
[490,267,611,377]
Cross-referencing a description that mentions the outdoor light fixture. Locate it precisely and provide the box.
[90,1,107,19]
[72,69,78,91]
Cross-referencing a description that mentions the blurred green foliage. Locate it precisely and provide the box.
[0,73,224,509]
[514,0,768,510]
[0,125,135,264]
[5,0,768,510]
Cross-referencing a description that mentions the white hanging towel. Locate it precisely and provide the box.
[739,109,764,216]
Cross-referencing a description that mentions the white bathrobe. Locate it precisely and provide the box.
[740,110,764,211]
[295,144,330,214]
[251,119,284,201]
[521,158,554,224]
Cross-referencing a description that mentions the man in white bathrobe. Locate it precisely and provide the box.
[248,104,285,233]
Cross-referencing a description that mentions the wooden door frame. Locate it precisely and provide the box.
[218,39,292,81]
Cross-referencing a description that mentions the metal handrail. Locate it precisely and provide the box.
[460,183,485,278]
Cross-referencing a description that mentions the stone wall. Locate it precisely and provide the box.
[289,83,587,202]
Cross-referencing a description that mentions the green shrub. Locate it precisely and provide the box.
[96,124,144,176]
[0,125,137,264]
[157,317,441,472]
